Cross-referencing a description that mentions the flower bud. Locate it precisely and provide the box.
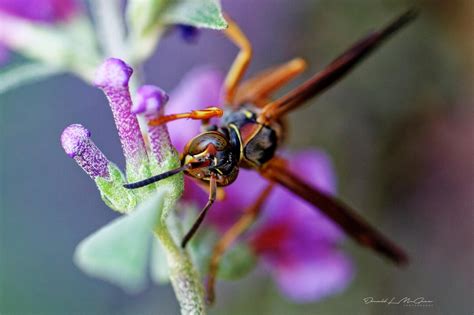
[61,124,109,179]
[95,58,149,181]
[134,85,174,165]
[61,123,137,213]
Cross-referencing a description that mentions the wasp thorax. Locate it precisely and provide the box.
[181,131,240,186]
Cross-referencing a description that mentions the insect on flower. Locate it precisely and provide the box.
[125,10,417,302]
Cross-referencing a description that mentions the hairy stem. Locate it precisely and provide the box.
[151,153,205,315]
[90,0,127,59]
[89,3,204,311]
[154,203,206,315]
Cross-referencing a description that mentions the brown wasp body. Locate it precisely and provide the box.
[125,10,418,303]
[181,106,281,185]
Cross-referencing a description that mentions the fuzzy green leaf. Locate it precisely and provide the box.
[126,0,168,63]
[150,236,171,283]
[162,0,227,29]
[74,192,165,293]
[183,219,257,281]
[1,16,100,81]
[126,0,226,63]
[0,63,62,95]
[126,0,167,36]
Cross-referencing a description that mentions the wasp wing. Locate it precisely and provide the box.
[261,158,408,265]
[259,9,418,122]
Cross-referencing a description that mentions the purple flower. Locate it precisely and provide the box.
[132,85,169,117]
[166,68,354,301]
[60,124,110,179]
[133,85,173,165]
[61,59,177,212]
[249,151,353,301]
[165,67,224,152]
[95,58,149,180]
[0,0,78,23]
[0,0,79,65]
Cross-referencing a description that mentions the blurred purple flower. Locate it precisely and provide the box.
[166,67,353,302]
[0,0,79,65]
[0,0,78,23]
[249,151,353,301]
[166,67,224,152]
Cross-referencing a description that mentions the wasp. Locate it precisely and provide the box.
[125,10,417,303]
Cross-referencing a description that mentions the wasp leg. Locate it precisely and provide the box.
[148,107,223,126]
[257,10,418,124]
[193,179,226,201]
[234,58,307,107]
[206,183,274,304]
[222,15,253,105]
[181,174,217,248]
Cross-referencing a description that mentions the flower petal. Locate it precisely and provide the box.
[262,149,344,242]
[167,67,223,151]
[183,168,268,232]
[0,0,79,23]
[271,248,353,302]
[245,149,354,301]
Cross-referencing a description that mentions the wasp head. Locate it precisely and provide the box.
[181,131,239,186]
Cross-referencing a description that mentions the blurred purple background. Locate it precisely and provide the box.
[1,0,473,314]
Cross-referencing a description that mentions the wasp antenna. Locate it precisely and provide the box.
[123,164,191,189]
[123,161,210,189]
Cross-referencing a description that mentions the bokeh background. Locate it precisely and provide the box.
[1,0,473,314]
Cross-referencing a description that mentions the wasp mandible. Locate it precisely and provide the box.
[125,9,417,303]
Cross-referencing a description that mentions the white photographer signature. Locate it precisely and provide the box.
[363,296,434,307]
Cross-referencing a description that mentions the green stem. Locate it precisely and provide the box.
[154,203,206,315]
[148,156,205,314]
[90,0,128,59]
[89,2,205,312]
